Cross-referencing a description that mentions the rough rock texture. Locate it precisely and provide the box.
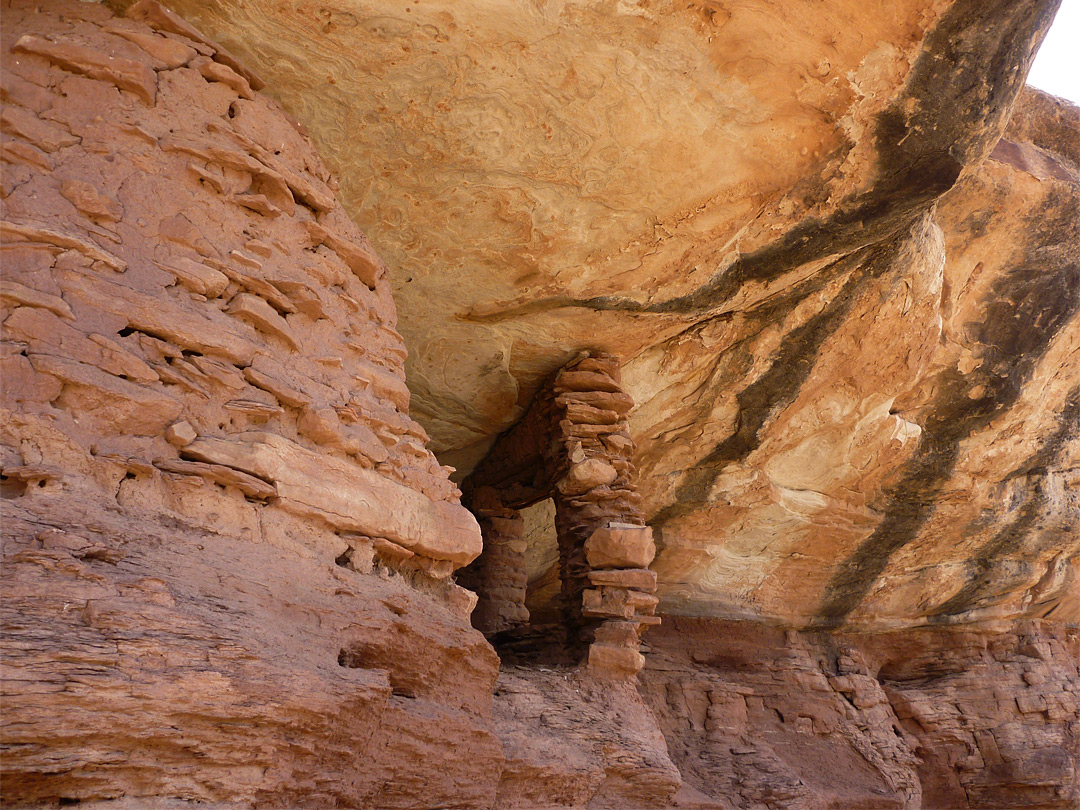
[159,0,1079,628]
[3,1,1079,809]
[0,1,494,804]
[640,617,1079,810]
[0,0,482,569]
[2,502,502,807]
[494,668,681,809]
[0,6,693,809]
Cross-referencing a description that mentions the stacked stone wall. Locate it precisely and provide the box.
[463,351,659,675]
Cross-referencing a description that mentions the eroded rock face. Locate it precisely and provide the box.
[0,0,482,570]
[1,1,493,804]
[2,504,503,807]
[640,617,1080,810]
[644,99,1080,629]
[494,668,682,808]
[155,0,1078,628]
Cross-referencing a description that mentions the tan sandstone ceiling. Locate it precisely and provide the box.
[135,0,1078,627]
[141,0,955,453]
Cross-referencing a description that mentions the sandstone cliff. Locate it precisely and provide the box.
[2,1,1077,808]
[159,0,1078,629]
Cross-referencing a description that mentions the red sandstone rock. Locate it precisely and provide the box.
[639,617,1079,810]
[588,643,646,678]
[557,457,618,495]
[1,4,490,804]
[587,567,658,590]
[12,34,157,104]
[170,0,1077,635]
[585,524,657,570]
[124,0,265,91]
[2,2,1078,809]
[104,23,198,70]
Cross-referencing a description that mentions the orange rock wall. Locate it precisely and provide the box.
[640,618,1079,810]
[1,1,492,805]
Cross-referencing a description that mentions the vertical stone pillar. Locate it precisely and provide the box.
[547,353,660,674]
[462,351,660,676]
[459,486,529,636]
[583,524,660,677]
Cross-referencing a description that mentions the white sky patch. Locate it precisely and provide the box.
[1027,0,1080,103]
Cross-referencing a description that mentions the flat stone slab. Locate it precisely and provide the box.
[184,432,481,565]
[587,568,657,591]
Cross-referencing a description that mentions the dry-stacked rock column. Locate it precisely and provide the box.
[464,352,659,676]
[457,486,529,635]
[549,355,659,672]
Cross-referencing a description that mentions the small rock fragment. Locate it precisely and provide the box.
[557,458,618,496]
[165,420,197,447]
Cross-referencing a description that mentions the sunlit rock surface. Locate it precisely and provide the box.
[2,1,1078,807]
[158,0,1076,627]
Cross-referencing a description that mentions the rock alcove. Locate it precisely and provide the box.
[1,1,1077,808]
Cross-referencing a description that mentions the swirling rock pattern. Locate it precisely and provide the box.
[3,1,1078,808]
[159,0,1077,628]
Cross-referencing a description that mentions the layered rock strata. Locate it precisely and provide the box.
[0,0,480,573]
[460,485,531,635]
[0,1,488,804]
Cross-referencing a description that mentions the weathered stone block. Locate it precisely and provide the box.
[13,34,157,104]
[588,643,645,678]
[586,568,657,590]
[29,353,182,435]
[165,421,198,447]
[183,433,481,565]
[585,525,655,569]
[557,458,618,495]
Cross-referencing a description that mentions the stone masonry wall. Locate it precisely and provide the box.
[462,352,660,676]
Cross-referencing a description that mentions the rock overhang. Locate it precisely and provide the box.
[137,0,1079,628]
